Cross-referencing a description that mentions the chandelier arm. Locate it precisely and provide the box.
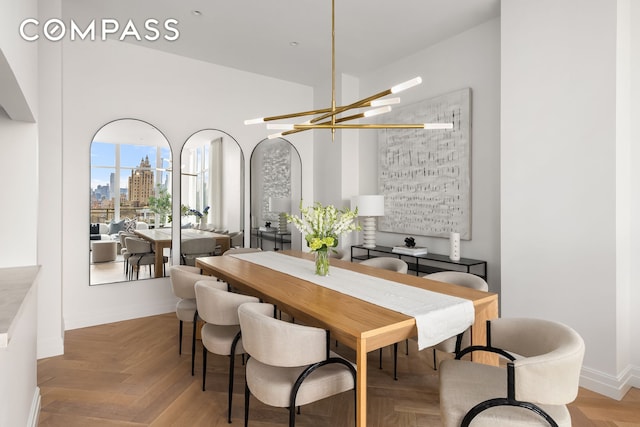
[309,88,393,124]
[253,98,390,123]
[272,113,367,138]
[294,123,450,130]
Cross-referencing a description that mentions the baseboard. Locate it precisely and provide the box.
[64,301,176,331]
[580,364,639,400]
[27,387,40,427]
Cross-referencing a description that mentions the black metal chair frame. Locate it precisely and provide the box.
[454,321,559,427]
[244,330,357,427]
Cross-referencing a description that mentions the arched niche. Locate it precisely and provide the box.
[179,130,245,258]
[89,118,173,285]
[250,138,302,251]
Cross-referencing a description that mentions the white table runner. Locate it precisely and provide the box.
[231,251,474,350]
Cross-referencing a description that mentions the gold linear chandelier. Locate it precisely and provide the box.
[244,0,453,139]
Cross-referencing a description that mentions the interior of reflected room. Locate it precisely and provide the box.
[89,119,173,285]
[249,137,302,252]
[180,129,244,234]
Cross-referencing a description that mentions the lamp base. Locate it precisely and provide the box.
[362,216,377,249]
[278,213,288,234]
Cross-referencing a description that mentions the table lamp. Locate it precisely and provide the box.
[268,197,291,234]
[351,195,385,249]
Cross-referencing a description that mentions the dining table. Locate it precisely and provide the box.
[195,249,498,427]
[133,228,231,277]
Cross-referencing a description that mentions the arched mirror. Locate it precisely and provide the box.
[250,138,302,251]
[90,119,172,285]
[179,130,244,264]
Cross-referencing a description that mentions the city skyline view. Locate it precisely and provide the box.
[90,141,172,191]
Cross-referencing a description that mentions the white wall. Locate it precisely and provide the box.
[0,0,39,269]
[0,0,37,118]
[629,0,640,382]
[57,38,314,331]
[0,112,38,267]
[354,19,502,293]
[502,0,638,399]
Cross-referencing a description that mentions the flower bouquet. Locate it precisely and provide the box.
[286,202,360,276]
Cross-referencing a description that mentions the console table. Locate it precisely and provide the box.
[251,228,291,251]
[351,245,487,280]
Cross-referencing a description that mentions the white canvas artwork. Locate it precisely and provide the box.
[378,88,471,239]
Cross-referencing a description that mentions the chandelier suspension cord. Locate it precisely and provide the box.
[331,0,336,140]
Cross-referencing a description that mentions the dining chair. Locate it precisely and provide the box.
[328,248,345,259]
[194,282,259,423]
[439,317,585,427]
[180,237,217,266]
[169,265,223,376]
[238,302,357,427]
[422,271,489,370]
[359,256,409,380]
[124,237,156,279]
[222,247,262,256]
[228,231,244,248]
[118,231,136,274]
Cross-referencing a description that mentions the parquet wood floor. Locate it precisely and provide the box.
[37,313,640,426]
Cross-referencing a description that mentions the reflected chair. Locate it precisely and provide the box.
[180,237,218,266]
[238,302,357,427]
[222,247,262,256]
[439,317,585,427]
[195,282,259,423]
[228,231,244,248]
[422,271,489,370]
[124,237,156,279]
[359,256,408,380]
[119,232,136,274]
[169,265,220,376]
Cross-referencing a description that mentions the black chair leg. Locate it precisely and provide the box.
[178,320,183,354]
[393,342,398,380]
[244,383,250,427]
[191,312,198,376]
[289,403,296,427]
[433,348,438,370]
[379,348,383,369]
[202,347,207,391]
[228,355,236,423]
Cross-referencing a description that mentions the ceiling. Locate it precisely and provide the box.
[63,0,500,87]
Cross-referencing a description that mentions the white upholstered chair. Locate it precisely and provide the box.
[124,237,156,279]
[228,231,244,248]
[180,237,217,266]
[423,271,489,370]
[359,256,408,273]
[439,317,585,427]
[169,265,220,375]
[359,256,409,380]
[238,302,357,427]
[328,248,346,259]
[222,247,262,256]
[194,281,259,423]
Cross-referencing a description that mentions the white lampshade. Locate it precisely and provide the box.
[351,195,384,217]
[268,197,291,213]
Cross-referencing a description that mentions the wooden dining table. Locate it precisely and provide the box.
[133,228,231,277]
[196,250,498,427]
